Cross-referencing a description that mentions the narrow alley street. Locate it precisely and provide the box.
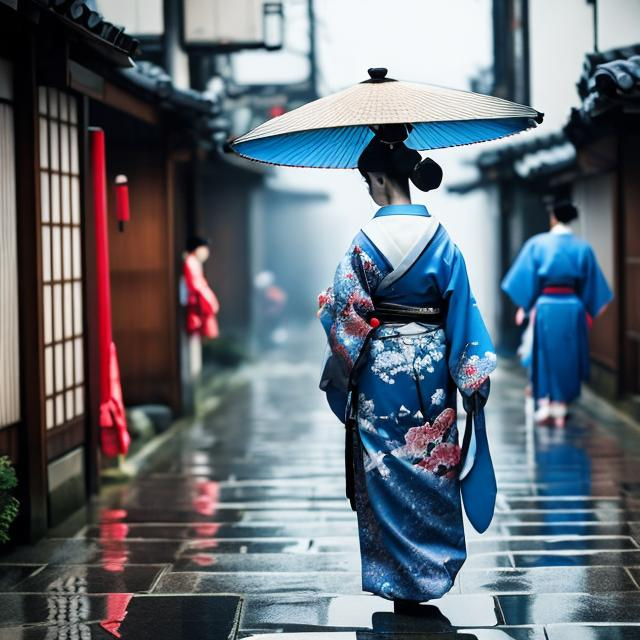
[3,2,640,639]
[2,327,640,638]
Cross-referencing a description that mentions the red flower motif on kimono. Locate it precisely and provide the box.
[404,408,456,455]
[318,291,332,309]
[404,426,430,454]
[417,442,461,478]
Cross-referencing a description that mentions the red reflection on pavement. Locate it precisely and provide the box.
[99,592,133,638]
[100,508,129,572]
[192,479,220,516]
[194,523,221,537]
[101,509,128,521]
[189,539,219,550]
[191,553,218,567]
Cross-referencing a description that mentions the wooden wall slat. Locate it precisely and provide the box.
[0,82,21,428]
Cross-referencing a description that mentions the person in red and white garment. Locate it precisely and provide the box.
[183,236,220,376]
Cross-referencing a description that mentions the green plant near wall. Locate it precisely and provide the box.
[0,456,19,544]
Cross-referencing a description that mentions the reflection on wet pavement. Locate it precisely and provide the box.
[2,329,640,638]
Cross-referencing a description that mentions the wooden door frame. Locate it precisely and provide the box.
[13,30,48,542]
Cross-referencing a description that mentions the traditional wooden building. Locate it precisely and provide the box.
[0,0,259,542]
[564,46,640,406]
[0,0,139,541]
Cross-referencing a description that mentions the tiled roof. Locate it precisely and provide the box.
[120,62,223,118]
[569,44,640,131]
[577,44,640,99]
[448,132,575,193]
[35,0,139,62]
[476,132,569,169]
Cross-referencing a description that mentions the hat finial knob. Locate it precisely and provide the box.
[368,68,388,81]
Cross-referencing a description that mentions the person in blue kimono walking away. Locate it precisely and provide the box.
[501,202,613,428]
[318,127,498,616]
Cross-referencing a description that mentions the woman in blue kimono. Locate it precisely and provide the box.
[318,131,497,614]
[501,202,612,427]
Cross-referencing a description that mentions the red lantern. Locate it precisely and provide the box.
[114,175,130,232]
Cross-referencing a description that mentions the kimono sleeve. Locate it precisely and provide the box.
[442,246,497,396]
[501,238,540,311]
[579,246,613,318]
[317,240,382,422]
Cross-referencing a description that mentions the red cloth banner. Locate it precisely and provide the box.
[90,128,130,457]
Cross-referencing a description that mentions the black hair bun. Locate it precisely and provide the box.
[357,137,443,193]
[553,202,578,223]
[410,157,443,192]
[357,137,419,173]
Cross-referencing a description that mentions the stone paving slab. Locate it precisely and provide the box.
[0,565,44,590]
[239,631,545,640]
[239,594,501,629]
[11,564,168,593]
[497,592,640,624]
[467,535,639,553]
[1,539,181,564]
[171,551,358,573]
[0,593,116,627]
[82,522,360,539]
[0,624,118,638]
[153,570,368,595]
[545,624,640,639]
[170,551,512,573]
[457,566,639,594]
[501,523,639,537]
[0,593,242,639]
[510,550,640,567]
[625,567,640,586]
[86,507,359,523]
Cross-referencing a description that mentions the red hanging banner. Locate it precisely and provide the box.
[90,128,130,458]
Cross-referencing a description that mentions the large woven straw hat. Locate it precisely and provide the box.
[231,68,543,169]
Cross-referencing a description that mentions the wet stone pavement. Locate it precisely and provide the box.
[3,330,640,638]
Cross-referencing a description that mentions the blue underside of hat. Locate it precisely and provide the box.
[232,117,535,168]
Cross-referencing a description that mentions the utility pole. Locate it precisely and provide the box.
[491,0,530,104]
[307,0,318,99]
[163,0,190,89]
[586,0,599,52]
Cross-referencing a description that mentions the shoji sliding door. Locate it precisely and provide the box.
[38,86,86,452]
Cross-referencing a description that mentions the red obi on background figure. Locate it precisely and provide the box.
[183,237,220,340]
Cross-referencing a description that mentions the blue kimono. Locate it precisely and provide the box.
[501,227,612,403]
[318,204,496,601]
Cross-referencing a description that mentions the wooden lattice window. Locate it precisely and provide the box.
[38,87,85,431]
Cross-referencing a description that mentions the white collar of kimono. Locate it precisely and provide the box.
[362,205,439,289]
[374,204,431,218]
[550,222,572,235]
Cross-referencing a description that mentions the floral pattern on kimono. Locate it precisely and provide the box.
[318,243,388,369]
